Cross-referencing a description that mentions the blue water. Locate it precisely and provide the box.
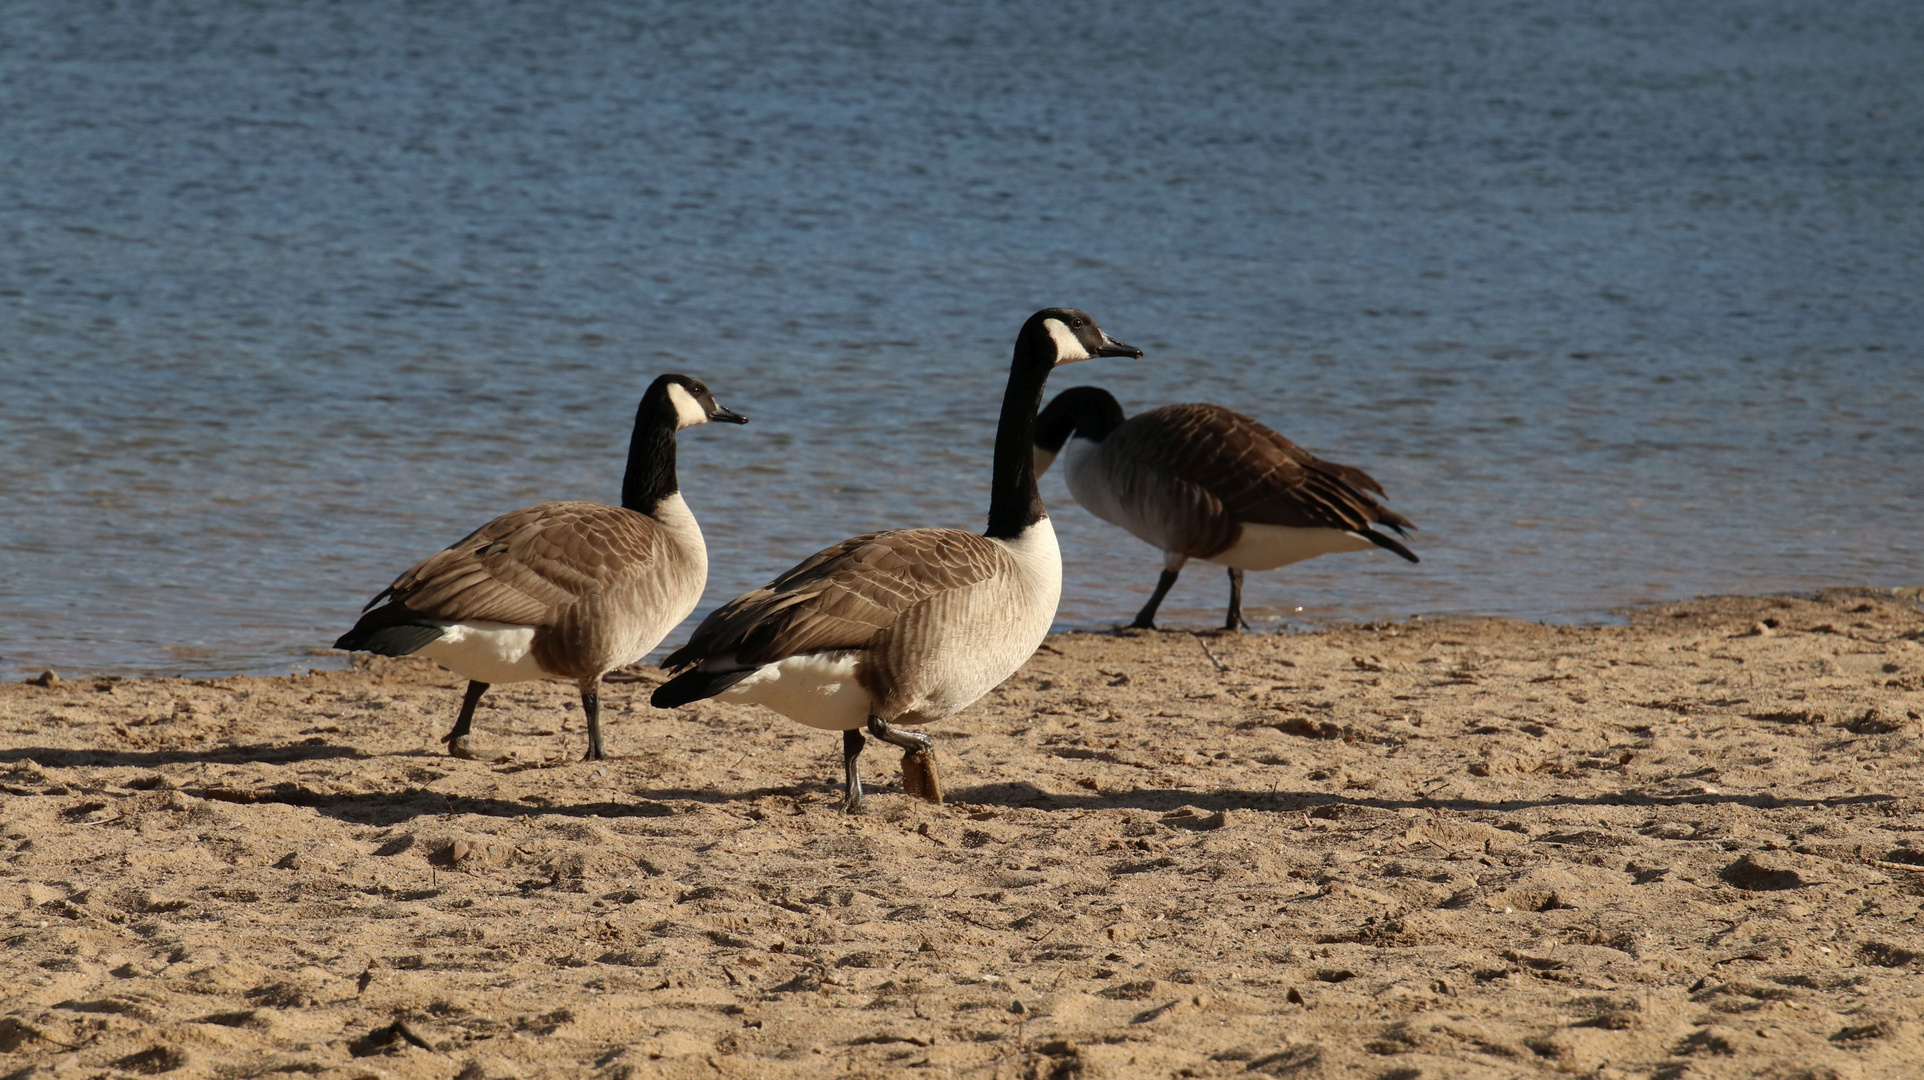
[2,0,1920,677]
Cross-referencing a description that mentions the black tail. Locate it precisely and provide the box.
[1358,528,1420,564]
[333,622,445,656]
[651,666,758,709]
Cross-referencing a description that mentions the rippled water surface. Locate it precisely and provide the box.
[2,0,1920,677]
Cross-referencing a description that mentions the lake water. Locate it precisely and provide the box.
[2,0,1919,678]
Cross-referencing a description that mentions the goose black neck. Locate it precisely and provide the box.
[1036,386,1126,453]
[621,389,681,515]
[984,336,1056,540]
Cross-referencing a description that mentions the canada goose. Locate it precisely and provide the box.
[651,309,1140,812]
[333,373,747,761]
[1033,387,1417,631]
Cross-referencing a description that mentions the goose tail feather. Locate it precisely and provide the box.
[1357,528,1420,564]
[651,666,757,709]
[332,621,446,656]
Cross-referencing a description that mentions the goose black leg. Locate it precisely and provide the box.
[581,681,606,761]
[444,680,490,760]
[867,716,943,804]
[1131,569,1182,629]
[842,728,867,813]
[1225,568,1251,631]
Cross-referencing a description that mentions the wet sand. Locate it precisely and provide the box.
[4,588,1923,1079]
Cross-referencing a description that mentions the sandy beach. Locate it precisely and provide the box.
[4,587,1922,1079]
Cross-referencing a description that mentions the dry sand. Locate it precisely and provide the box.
[4,588,1924,1079]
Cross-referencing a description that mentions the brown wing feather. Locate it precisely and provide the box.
[364,501,667,627]
[1113,404,1413,540]
[663,528,1005,669]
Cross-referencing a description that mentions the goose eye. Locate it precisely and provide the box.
[1071,319,1084,329]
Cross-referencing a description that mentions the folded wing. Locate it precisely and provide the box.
[1105,403,1416,559]
[663,528,1006,670]
[357,501,670,627]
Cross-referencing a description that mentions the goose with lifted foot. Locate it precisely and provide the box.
[652,309,1140,811]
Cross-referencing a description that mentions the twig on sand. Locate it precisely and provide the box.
[1193,634,1229,674]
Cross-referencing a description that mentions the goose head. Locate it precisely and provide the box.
[1020,307,1143,367]
[653,373,750,430]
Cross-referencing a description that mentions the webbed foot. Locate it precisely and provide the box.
[901,749,943,804]
[868,717,942,805]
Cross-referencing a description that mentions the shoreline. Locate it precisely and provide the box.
[4,588,1922,1077]
[10,583,1920,687]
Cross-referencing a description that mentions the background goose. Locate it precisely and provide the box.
[652,309,1140,812]
[334,373,746,760]
[1033,386,1417,631]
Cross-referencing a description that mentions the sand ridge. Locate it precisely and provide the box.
[4,589,1923,1078]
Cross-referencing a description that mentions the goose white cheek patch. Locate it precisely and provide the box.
[666,382,710,429]
[1044,319,1091,365]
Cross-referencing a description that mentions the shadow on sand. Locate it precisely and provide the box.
[1,743,366,769]
[948,780,1898,816]
[5,745,1896,826]
[173,779,1904,827]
